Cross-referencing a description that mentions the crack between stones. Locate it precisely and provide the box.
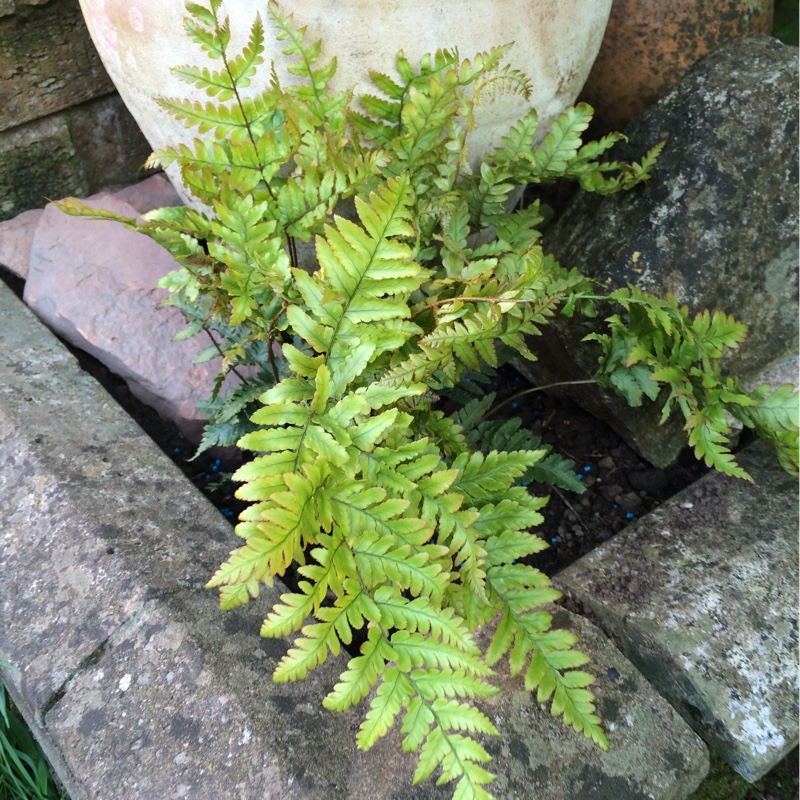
[38,593,177,725]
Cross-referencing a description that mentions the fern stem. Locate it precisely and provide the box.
[213,5,279,204]
[486,379,597,419]
[201,315,251,386]
[265,299,288,384]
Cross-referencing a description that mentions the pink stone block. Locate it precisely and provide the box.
[0,208,44,279]
[24,193,232,442]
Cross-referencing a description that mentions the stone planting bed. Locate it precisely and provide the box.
[0,256,797,799]
[0,277,712,800]
[0,32,797,800]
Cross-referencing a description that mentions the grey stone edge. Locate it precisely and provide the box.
[556,442,799,783]
[0,280,708,800]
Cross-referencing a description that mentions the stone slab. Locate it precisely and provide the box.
[555,441,799,782]
[0,278,709,798]
[0,278,369,800]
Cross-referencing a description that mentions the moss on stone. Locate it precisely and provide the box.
[689,748,798,800]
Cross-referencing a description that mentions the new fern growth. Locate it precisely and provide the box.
[58,1,799,797]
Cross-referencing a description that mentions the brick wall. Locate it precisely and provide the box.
[0,0,151,220]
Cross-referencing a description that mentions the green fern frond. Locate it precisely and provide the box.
[484,584,608,751]
[450,450,543,502]
[322,627,390,708]
[529,103,593,179]
[374,590,480,653]
[354,665,410,748]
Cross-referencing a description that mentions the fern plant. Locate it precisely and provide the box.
[58,1,799,797]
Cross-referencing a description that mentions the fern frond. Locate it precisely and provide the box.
[267,0,346,127]
[687,405,752,481]
[374,589,480,653]
[450,450,543,502]
[355,666,411,748]
[530,103,593,179]
[408,668,500,701]
[414,728,495,799]
[322,625,393,710]
[351,531,444,600]
[484,567,608,750]
[391,631,493,677]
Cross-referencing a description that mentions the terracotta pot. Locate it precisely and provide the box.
[579,0,775,134]
[77,0,612,204]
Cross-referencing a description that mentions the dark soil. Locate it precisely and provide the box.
[484,365,706,575]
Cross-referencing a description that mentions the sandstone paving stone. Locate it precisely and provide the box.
[555,441,799,782]
[0,279,375,800]
[0,279,239,716]
[0,279,709,799]
[24,192,232,441]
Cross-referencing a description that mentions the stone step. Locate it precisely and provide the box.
[555,442,799,783]
[0,277,709,798]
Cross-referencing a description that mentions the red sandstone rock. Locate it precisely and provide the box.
[0,207,44,279]
[0,174,182,281]
[24,193,232,442]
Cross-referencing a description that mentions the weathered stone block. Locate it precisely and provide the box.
[556,442,799,781]
[525,35,799,467]
[0,0,113,132]
[0,278,367,799]
[0,114,86,221]
[64,93,152,195]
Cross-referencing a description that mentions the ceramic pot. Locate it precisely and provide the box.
[579,0,775,134]
[78,0,612,204]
